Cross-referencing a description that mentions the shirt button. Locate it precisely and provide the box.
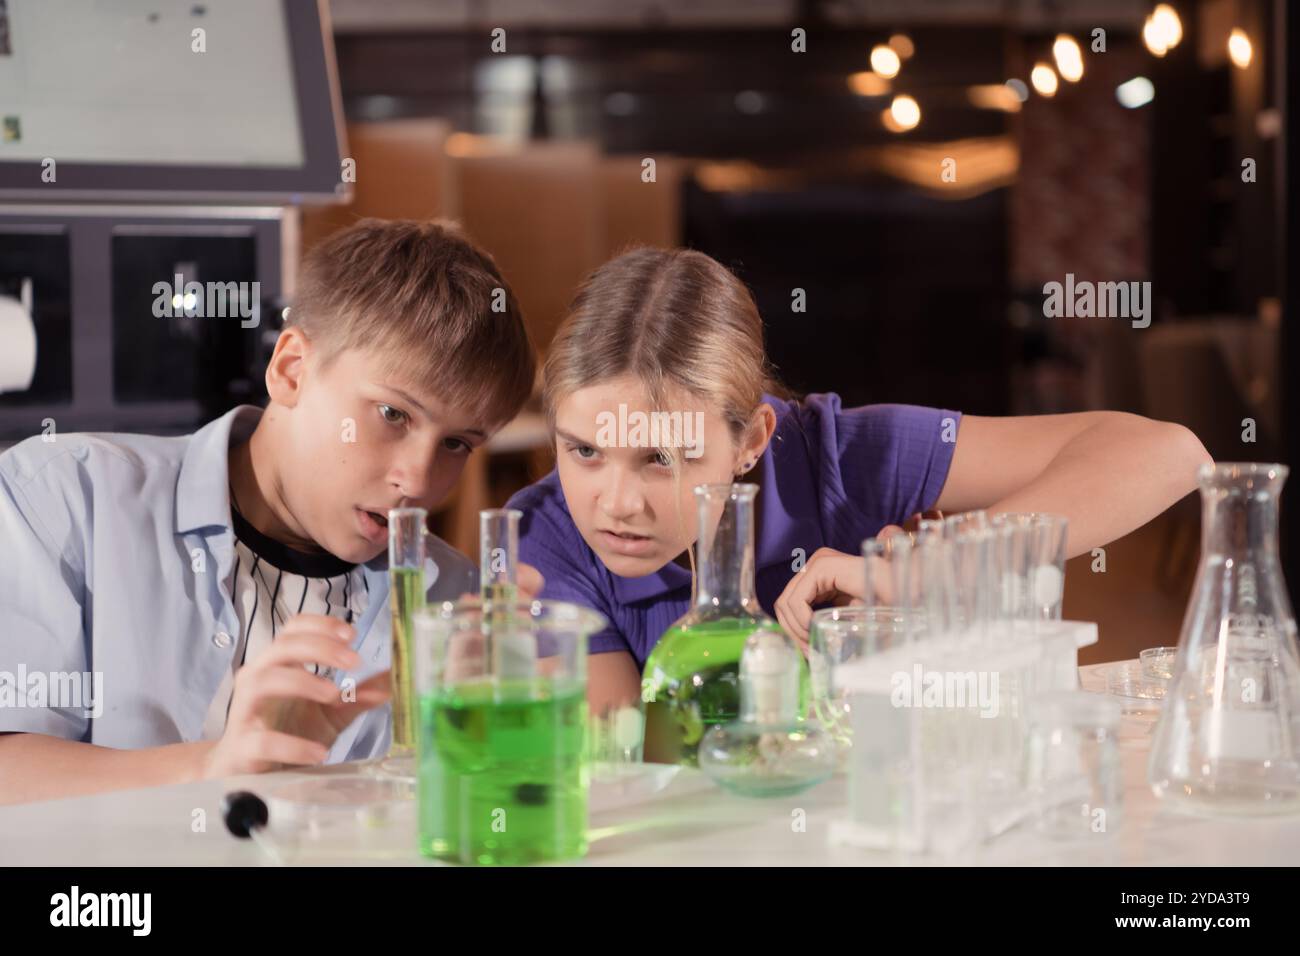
[213,631,233,649]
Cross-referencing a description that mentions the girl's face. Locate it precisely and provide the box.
[554,374,769,578]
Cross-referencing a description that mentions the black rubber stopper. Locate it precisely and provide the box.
[514,783,549,806]
[222,790,269,839]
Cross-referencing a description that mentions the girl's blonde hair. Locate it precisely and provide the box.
[543,247,785,443]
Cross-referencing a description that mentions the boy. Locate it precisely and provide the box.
[0,219,537,804]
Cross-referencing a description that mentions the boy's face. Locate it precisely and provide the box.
[554,375,742,579]
[272,334,491,564]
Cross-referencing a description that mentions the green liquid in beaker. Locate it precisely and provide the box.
[418,679,588,865]
[389,565,425,757]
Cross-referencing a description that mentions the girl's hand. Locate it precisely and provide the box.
[773,514,934,645]
[774,547,869,647]
[459,563,546,603]
[517,563,545,601]
[442,563,548,682]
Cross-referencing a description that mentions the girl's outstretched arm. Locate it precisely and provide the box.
[936,412,1213,558]
[773,411,1211,640]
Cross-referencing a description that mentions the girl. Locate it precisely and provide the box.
[507,247,1212,714]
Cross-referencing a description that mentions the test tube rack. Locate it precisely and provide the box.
[828,618,1098,856]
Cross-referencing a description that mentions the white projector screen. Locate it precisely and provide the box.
[0,0,347,202]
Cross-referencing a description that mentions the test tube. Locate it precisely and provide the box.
[943,509,990,538]
[890,532,920,644]
[943,511,990,640]
[991,513,1068,625]
[1027,514,1068,621]
[478,508,533,680]
[991,514,1031,627]
[864,531,918,644]
[861,538,886,655]
[914,525,957,640]
[952,527,995,645]
[479,508,522,605]
[388,508,428,758]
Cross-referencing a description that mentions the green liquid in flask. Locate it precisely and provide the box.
[639,484,810,767]
[642,619,758,766]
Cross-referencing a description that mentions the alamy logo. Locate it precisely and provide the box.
[0,666,103,718]
[151,274,261,328]
[1042,273,1151,329]
[50,886,151,936]
[594,404,705,459]
[890,664,1000,717]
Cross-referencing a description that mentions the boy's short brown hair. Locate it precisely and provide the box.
[290,218,535,429]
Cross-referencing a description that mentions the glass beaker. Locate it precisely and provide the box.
[413,599,607,865]
[1026,691,1123,838]
[641,483,799,767]
[1140,646,1178,681]
[1149,463,1300,814]
[808,605,910,761]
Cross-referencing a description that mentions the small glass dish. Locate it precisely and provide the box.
[1103,661,1168,715]
[1139,646,1178,681]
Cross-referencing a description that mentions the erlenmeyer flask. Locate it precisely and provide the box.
[641,483,795,767]
[1149,463,1300,814]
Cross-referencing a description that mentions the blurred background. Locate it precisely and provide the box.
[0,0,1295,663]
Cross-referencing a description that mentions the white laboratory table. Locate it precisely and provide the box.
[2,662,1298,866]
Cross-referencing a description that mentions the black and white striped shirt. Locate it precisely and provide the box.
[202,507,370,739]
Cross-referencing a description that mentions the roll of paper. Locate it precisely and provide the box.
[0,293,37,394]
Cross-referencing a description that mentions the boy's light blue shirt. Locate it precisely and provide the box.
[0,405,477,762]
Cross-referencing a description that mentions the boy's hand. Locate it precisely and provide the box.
[200,615,391,778]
